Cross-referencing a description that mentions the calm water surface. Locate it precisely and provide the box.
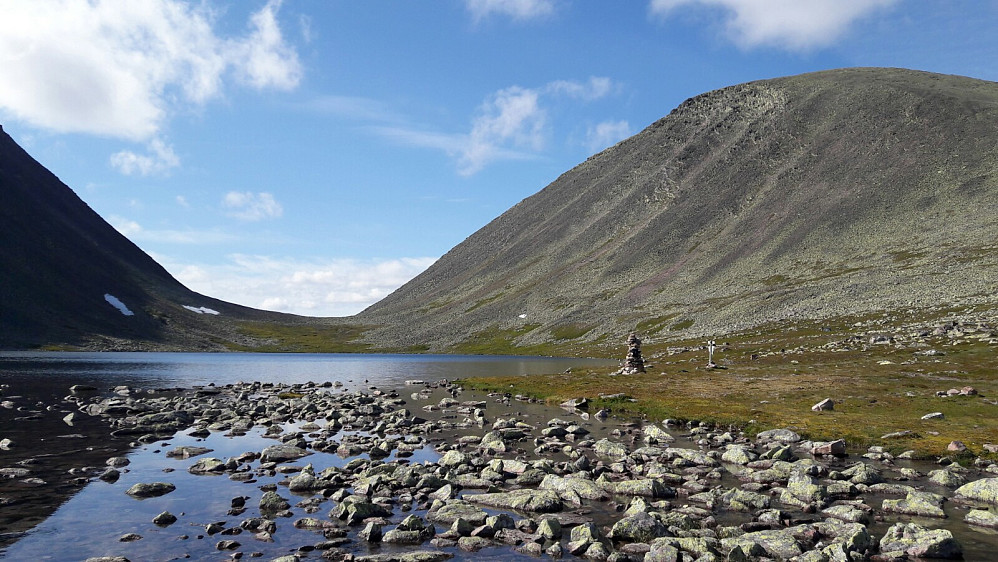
[0,351,616,391]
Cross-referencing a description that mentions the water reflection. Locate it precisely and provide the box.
[0,351,615,557]
[0,351,615,391]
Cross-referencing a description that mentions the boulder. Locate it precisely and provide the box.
[464,489,563,513]
[811,398,834,411]
[756,429,801,443]
[722,528,803,560]
[955,477,998,505]
[598,477,674,498]
[882,490,946,518]
[811,439,846,456]
[125,482,176,498]
[539,474,609,501]
[188,457,226,474]
[260,444,310,463]
[607,512,670,543]
[593,438,628,461]
[879,522,962,559]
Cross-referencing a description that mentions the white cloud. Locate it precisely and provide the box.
[649,0,898,51]
[176,195,189,207]
[586,120,632,153]
[232,0,302,90]
[305,95,403,123]
[109,138,180,176]
[546,77,616,101]
[0,0,301,141]
[172,254,438,317]
[222,191,283,221]
[459,86,547,176]
[466,0,557,22]
[365,76,621,175]
[109,215,237,244]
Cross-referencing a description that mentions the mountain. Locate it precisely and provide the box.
[0,124,301,350]
[357,68,998,352]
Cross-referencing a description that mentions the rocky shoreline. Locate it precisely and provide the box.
[3,379,998,561]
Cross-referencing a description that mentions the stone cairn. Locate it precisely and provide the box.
[618,332,646,374]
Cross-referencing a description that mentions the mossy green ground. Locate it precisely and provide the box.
[459,317,998,460]
[227,309,996,460]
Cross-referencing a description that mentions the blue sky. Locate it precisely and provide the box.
[2,0,997,316]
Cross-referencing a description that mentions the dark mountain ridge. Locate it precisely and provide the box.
[0,124,298,350]
[358,68,998,350]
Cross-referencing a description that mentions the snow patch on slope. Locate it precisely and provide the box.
[104,294,135,316]
[183,305,220,315]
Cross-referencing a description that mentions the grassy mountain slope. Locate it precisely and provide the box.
[358,68,998,353]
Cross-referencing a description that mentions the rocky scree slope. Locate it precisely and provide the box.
[359,68,998,351]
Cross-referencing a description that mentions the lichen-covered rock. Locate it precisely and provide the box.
[815,518,872,553]
[644,539,681,562]
[673,536,722,558]
[955,477,998,505]
[152,511,177,526]
[332,498,393,524]
[722,487,770,511]
[643,425,675,445]
[259,491,290,512]
[359,521,383,542]
[259,444,310,463]
[756,429,801,443]
[427,500,489,525]
[437,450,467,468]
[597,477,674,498]
[929,468,967,488]
[882,490,946,518]
[721,446,756,465]
[166,445,213,459]
[607,512,670,543]
[879,522,962,559]
[965,509,998,528]
[188,457,226,474]
[666,447,720,467]
[540,474,609,501]
[722,528,803,560]
[125,482,175,498]
[464,489,563,513]
[567,521,603,555]
[383,515,435,544]
[784,469,827,505]
[288,464,322,492]
[594,438,629,461]
[821,504,870,524]
[537,517,561,540]
[841,462,884,485]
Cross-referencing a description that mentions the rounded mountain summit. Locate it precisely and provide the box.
[357,68,998,352]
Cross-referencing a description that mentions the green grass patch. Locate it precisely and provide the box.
[466,293,506,313]
[450,323,555,355]
[231,322,373,353]
[635,313,680,334]
[671,318,695,331]
[762,274,790,287]
[551,323,596,341]
[459,313,998,459]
